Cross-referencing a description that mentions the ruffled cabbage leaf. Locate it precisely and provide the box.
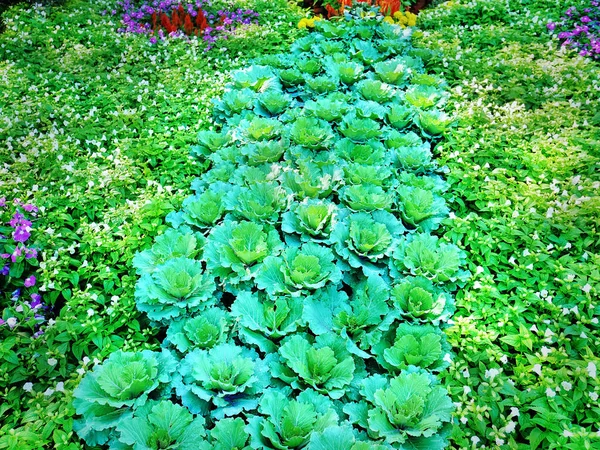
[135,257,216,321]
[397,185,449,232]
[166,307,231,353]
[390,276,455,326]
[281,199,337,242]
[246,388,338,449]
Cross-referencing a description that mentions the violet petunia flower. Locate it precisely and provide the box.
[24,275,36,288]
[13,226,31,243]
[0,264,9,275]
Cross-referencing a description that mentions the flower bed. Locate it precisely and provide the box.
[547,1,600,59]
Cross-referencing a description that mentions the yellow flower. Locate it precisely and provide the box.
[398,15,408,25]
[393,11,404,20]
[306,18,316,28]
[314,16,323,21]
[407,18,416,26]
[383,16,394,24]
[297,18,307,29]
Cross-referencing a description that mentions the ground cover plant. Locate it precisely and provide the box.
[71,14,467,448]
[417,0,600,447]
[0,0,302,447]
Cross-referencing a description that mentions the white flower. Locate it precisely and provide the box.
[463,386,471,395]
[504,421,516,433]
[495,438,505,446]
[589,392,598,401]
[546,388,556,398]
[541,346,552,357]
[485,368,501,381]
[460,416,468,424]
[462,369,470,378]
[582,284,592,293]
[23,382,34,392]
[532,364,542,376]
[587,362,597,378]
[561,381,572,391]
[82,356,90,365]
[509,407,520,417]
[500,355,508,364]
[473,281,482,289]
[6,317,17,328]
[475,266,484,275]
[47,358,58,366]
[87,308,95,317]
[76,368,86,376]
[563,430,574,438]
[530,324,539,333]
[55,382,65,392]
[471,436,481,445]
[43,388,55,397]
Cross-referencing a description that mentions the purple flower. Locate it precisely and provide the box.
[24,275,36,287]
[547,22,556,31]
[25,248,38,259]
[0,197,5,207]
[149,36,158,44]
[22,204,38,213]
[30,293,43,309]
[13,226,31,243]
[0,264,9,275]
[11,289,20,300]
[581,16,591,23]
[11,247,23,263]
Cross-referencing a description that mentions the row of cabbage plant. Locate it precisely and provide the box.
[72,14,468,449]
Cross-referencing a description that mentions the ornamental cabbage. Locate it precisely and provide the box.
[336,61,364,85]
[204,220,284,283]
[242,116,283,142]
[192,129,232,158]
[177,343,271,418]
[330,209,404,274]
[404,85,445,110]
[373,58,410,86]
[231,291,305,353]
[273,333,356,399]
[345,370,453,447]
[304,95,350,122]
[397,185,449,232]
[296,58,322,75]
[343,163,393,187]
[305,75,339,95]
[289,116,335,149]
[132,228,203,275]
[387,103,414,130]
[166,307,231,353]
[279,68,305,87]
[225,182,291,223]
[281,161,343,199]
[199,418,251,450]
[247,389,338,449]
[353,100,388,120]
[391,233,469,285]
[213,88,255,118]
[73,350,177,446]
[176,187,228,229]
[308,425,390,450]
[339,114,382,142]
[414,109,455,137]
[256,243,343,296]
[281,199,337,242]
[304,275,398,359]
[352,40,384,64]
[135,257,216,321]
[341,184,394,212]
[374,323,448,373]
[240,138,288,165]
[232,65,278,92]
[334,139,387,165]
[391,276,455,325]
[393,144,435,174]
[115,400,207,450]
[256,90,292,116]
[356,79,395,103]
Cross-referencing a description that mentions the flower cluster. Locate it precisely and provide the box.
[110,0,259,47]
[297,15,322,29]
[547,2,600,59]
[0,198,46,337]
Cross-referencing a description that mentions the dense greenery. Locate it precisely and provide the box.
[0,0,302,447]
[1,0,599,448]
[418,0,600,448]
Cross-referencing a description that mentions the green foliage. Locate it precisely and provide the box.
[68,12,463,450]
